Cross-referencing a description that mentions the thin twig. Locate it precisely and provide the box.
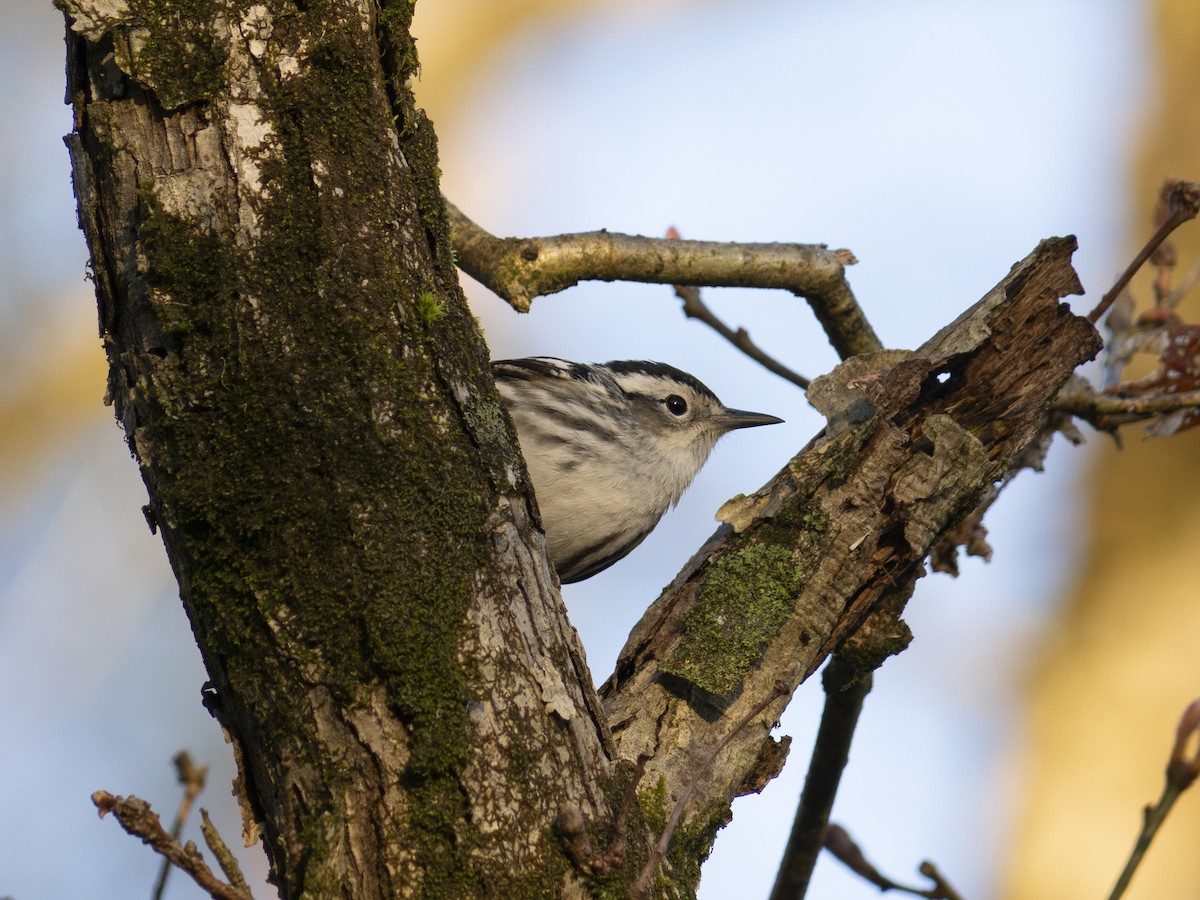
[630,681,790,898]
[1051,382,1200,429]
[768,656,872,900]
[93,791,252,900]
[200,809,250,893]
[558,754,649,877]
[1106,699,1200,900]
[822,824,964,900]
[1088,181,1200,324]
[153,751,209,900]
[446,198,881,360]
[674,281,810,389]
[666,226,810,390]
[917,860,966,900]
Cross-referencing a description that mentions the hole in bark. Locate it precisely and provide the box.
[918,362,963,403]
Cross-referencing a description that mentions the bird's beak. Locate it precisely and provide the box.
[718,408,784,431]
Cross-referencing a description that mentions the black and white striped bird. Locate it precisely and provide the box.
[492,357,782,582]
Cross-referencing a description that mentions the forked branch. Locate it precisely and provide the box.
[93,791,253,900]
[600,237,1101,893]
[446,199,881,359]
[821,825,963,900]
[152,752,209,900]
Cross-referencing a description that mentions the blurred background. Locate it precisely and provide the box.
[3,0,1199,897]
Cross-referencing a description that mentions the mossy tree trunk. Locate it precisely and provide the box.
[61,0,1107,897]
[62,1,624,895]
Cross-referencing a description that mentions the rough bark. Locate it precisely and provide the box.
[444,200,879,360]
[62,1,621,895]
[600,237,1102,869]
[62,0,1107,895]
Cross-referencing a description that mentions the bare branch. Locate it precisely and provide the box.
[601,237,1101,871]
[664,291,805,399]
[767,584,916,898]
[674,279,810,388]
[821,825,964,899]
[153,752,209,900]
[1088,181,1200,324]
[200,810,250,894]
[92,791,253,900]
[768,657,873,900]
[446,199,881,359]
[1052,379,1200,430]
[1106,698,1200,900]
[916,861,966,900]
[631,681,789,898]
[663,226,811,388]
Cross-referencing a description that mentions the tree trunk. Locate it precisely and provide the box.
[61,1,1104,897]
[62,1,619,895]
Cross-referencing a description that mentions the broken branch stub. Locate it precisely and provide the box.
[600,236,1101,852]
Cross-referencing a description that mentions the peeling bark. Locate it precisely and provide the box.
[62,0,1106,895]
[62,0,620,894]
[600,237,1102,866]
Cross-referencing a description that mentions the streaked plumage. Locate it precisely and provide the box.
[493,357,782,582]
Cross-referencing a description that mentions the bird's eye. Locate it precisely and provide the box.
[665,395,688,416]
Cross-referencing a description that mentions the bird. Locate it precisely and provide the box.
[492,357,782,582]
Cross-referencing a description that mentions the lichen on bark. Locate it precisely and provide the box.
[64,0,623,894]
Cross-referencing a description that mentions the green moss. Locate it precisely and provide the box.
[415,289,445,327]
[231,24,492,883]
[664,803,730,895]
[110,3,567,892]
[800,509,829,532]
[637,775,669,835]
[121,0,228,109]
[661,544,804,695]
[629,777,730,899]
[134,71,486,900]
[138,187,235,339]
[377,0,421,83]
